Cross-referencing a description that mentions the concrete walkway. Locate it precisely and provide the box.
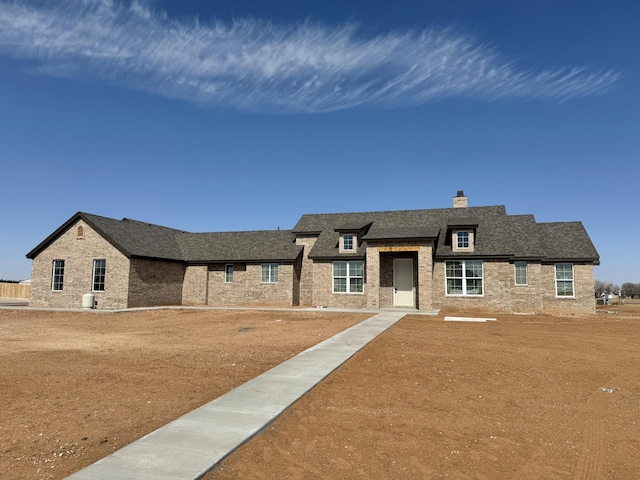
[66,311,407,480]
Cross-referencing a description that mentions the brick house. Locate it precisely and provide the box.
[26,193,600,313]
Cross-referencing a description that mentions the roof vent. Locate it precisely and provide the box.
[453,191,468,208]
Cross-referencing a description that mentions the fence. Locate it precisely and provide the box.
[0,282,30,299]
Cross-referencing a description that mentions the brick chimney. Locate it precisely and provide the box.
[453,190,468,208]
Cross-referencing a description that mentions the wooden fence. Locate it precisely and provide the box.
[0,282,30,299]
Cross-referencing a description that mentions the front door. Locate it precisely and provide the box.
[393,258,414,307]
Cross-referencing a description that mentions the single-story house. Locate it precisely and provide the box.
[26,192,600,314]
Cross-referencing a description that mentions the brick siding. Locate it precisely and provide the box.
[127,258,185,308]
[29,220,130,309]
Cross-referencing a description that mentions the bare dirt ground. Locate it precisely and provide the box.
[2,305,639,480]
[209,304,640,480]
[0,308,368,480]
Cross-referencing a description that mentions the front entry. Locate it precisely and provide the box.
[393,258,414,307]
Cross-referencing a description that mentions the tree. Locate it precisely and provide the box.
[595,280,622,297]
[594,280,608,297]
[621,282,640,299]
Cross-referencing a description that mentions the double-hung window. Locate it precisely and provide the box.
[333,261,364,293]
[52,260,65,291]
[343,234,354,251]
[457,231,469,249]
[515,261,528,285]
[446,260,483,296]
[92,259,106,292]
[225,264,234,283]
[555,263,575,297]
[261,263,278,283]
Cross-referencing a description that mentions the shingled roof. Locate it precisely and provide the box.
[27,204,599,266]
[293,205,599,263]
[26,213,302,263]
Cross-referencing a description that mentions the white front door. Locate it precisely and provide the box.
[393,258,414,307]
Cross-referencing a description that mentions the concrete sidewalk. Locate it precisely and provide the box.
[66,311,407,480]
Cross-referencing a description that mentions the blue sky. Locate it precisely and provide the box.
[0,0,638,285]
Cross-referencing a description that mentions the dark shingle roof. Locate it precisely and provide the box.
[293,206,599,263]
[27,213,302,263]
[179,230,302,263]
[537,222,600,263]
[27,205,599,266]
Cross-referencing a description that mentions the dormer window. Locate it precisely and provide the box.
[451,229,474,252]
[343,234,354,251]
[457,231,469,249]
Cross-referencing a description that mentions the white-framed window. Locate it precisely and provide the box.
[457,231,469,249]
[52,260,65,291]
[333,260,364,294]
[343,234,354,251]
[555,263,575,297]
[446,260,483,296]
[515,261,528,285]
[92,259,106,292]
[225,264,234,283]
[261,263,278,283]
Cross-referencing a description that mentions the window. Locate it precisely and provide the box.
[515,261,528,285]
[261,263,278,283]
[225,264,234,283]
[76,226,84,239]
[343,234,354,251]
[92,259,106,292]
[457,231,469,249]
[446,260,483,296]
[52,260,65,291]
[333,260,364,293]
[555,263,575,297]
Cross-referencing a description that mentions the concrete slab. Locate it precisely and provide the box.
[66,311,407,480]
[444,316,497,322]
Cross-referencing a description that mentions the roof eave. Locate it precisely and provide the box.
[26,212,132,260]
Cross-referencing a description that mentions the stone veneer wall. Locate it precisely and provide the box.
[29,220,130,309]
[127,258,185,308]
[206,262,297,307]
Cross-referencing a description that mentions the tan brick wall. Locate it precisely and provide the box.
[29,220,130,309]
[365,240,434,310]
[312,261,367,309]
[295,236,317,306]
[206,262,297,307]
[182,265,208,306]
[432,259,595,314]
[127,258,185,308]
[541,263,595,315]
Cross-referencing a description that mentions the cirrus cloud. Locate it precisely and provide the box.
[0,0,623,113]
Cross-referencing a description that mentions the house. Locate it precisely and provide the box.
[26,192,600,314]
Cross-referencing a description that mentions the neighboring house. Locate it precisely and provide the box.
[26,192,600,313]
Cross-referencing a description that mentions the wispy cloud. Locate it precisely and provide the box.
[0,0,622,113]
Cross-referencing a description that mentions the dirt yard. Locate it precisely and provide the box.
[2,305,639,480]
[208,304,640,480]
[0,308,368,480]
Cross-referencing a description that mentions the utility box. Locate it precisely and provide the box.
[82,294,95,309]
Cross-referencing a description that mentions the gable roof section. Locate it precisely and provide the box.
[537,222,600,264]
[27,212,302,263]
